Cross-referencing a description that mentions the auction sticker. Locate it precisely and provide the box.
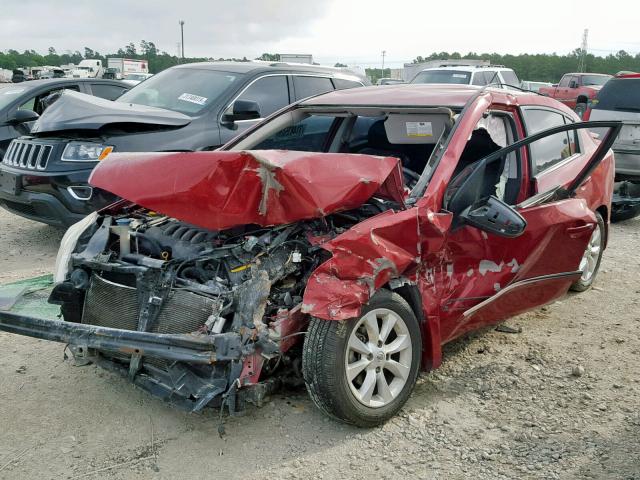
[178,93,208,105]
[406,121,433,137]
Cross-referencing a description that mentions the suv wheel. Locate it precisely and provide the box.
[302,290,422,427]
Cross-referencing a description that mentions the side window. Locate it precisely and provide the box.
[90,84,128,100]
[20,85,80,114]
[471,72,487,86]
[332,78,363,90]
[563,116,580,155]
[293,76,334,101]
[252,115,336,151]
[236,76,289,118]
[522,109,574,174]
[558,76,570,87]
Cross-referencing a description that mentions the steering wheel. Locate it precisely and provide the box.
[402,167,421,190]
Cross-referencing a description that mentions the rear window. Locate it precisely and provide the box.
[593,78,640,112]
[581,75,610,86]
[500,70,520,87]
[411,70,471,84]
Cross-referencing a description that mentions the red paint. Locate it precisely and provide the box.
[538,73,611,109]
[90,150,404,231]
[96,85,615,374]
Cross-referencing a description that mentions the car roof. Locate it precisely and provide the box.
[419,65,514,73]
[172,61,364,79]
[565,72,611,77]
[301,83,573,113]
[1,78,127,89]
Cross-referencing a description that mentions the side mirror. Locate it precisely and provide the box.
[7,109,39,125]
[222,99,261,123]
[459,196,527,238]
[444,157,526,238]
[569,81,578,88]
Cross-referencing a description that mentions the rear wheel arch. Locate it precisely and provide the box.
[576,95,589,104]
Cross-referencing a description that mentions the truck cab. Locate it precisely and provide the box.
[539,73,611,116]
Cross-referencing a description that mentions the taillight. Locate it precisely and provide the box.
[583,107,591,121]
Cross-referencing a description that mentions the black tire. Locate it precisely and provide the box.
[302,289,422,427]
[570,212,605,292]
[611,203,640,223]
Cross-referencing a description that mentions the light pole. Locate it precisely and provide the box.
[179,20,185,59]
[381,50,386,79]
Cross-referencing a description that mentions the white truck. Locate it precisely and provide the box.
[106,58,149,79]
[71,59,104,79]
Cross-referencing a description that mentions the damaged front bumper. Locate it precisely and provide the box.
[0,311,258,412]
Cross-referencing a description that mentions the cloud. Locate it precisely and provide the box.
[0,0,332,57]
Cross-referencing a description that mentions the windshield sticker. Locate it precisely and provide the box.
[2,89,25,95]
[452,74,468,78]
[406,121,433,137]
[178,93,208,105]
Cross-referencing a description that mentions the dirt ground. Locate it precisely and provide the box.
[0,207,638,480]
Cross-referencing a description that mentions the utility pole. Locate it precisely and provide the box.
[381,50,386,77]
[578,29,588,72]
[179,20,185,59]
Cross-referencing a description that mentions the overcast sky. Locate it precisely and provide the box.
[1,0,638,68]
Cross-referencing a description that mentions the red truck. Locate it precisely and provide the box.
[539,72,611,117]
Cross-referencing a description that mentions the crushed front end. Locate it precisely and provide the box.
[0,200,397,413]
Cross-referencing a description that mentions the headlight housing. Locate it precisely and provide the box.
[61,142,113,162]
[53,212,98,283]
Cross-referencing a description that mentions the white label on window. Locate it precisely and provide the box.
[2,89,25,95]
[178,93,208,105]
[406,121,433,137]
[452,74,468,78]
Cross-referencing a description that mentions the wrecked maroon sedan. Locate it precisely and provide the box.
[0,85,622,426]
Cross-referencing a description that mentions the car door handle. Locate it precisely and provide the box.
[566,224,594,238]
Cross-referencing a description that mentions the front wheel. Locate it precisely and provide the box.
[302,290,422,427]
[571,212,605,292]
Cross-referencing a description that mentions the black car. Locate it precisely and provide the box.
[0,79,130,157]
[0,62,368,228]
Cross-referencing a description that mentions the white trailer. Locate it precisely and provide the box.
[106,58,149,79]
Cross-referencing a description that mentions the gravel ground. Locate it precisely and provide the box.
[0,207,639,480]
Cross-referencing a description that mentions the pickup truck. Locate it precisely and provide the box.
[539,73,611,117]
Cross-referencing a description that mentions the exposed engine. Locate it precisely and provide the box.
[51,199,396,412]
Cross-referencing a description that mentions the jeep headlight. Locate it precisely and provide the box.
[53,212,98,283]
[61,142,113,162]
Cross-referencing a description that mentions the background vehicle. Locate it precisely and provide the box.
[520,80,552,92]
[71,59,103,79]
[539,73,611,117]
[0,79,129,157]
[411,65,520,88]
[122,72,154,86]
[106,58,149,80]
[0,62,368,228]
[376,78,405,85]
[0,84,619,427]
[588,72,640,221]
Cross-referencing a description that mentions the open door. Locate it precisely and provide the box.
[438,121,622,342]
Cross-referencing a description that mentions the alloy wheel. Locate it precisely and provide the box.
[578,223,602,282]
[344,308,413,408]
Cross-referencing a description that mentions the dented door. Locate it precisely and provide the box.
[437,121,622,342]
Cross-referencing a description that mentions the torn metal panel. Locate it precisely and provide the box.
[89,150,405,231]
[303,207,451,321]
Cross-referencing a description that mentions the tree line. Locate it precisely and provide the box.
[1,43,638,83]
[409,50,640,82]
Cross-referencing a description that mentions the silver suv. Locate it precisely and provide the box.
[410,65,520,88]
[589,73,640,221]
